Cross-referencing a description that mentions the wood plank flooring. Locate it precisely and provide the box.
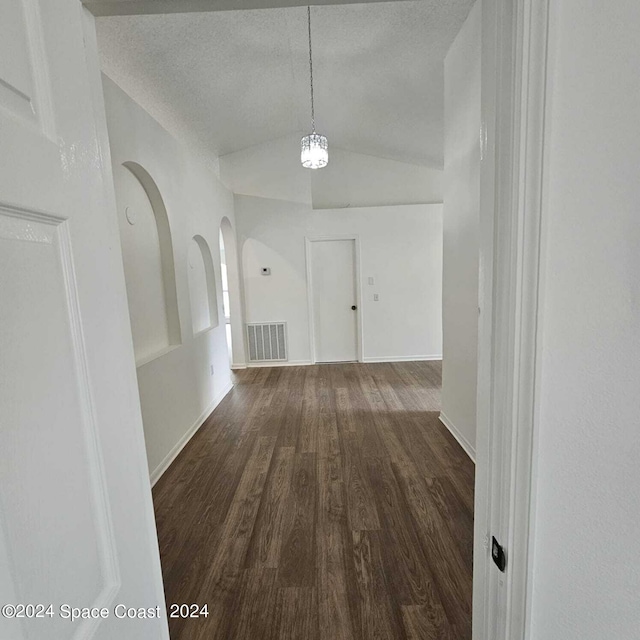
[153,361,474,640]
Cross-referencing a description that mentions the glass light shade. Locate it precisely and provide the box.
[301,133,328,169]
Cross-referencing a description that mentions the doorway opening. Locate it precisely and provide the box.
[219,216,244,369]
[306,236,362,364]
[219,228,232,363]
[91,1,499,639]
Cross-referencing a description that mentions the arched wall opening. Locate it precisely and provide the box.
[188,234,219,335]
[114,161,181,365]
[219,217,246,366]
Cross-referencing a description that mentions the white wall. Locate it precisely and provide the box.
[310,147,443,209]
[220,135,443,210]
[530,2,640,638]
[220,134,312,206]
[235,196,443,364]
[222,133,444,367]
[440,0,481,457]
[103,75,237,480]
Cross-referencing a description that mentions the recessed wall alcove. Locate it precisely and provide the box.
[188,234,219,335]
[114,161,181,365]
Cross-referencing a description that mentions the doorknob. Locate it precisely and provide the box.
[351,305,357,310]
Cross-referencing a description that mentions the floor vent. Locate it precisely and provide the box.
[247,322,288,362]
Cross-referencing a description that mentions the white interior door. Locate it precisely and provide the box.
[0,2,168,639]
[309,239,359,363]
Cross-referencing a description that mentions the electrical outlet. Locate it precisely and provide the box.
[210,365,214,376]
[368,277,375,285]
[373,293,379,302]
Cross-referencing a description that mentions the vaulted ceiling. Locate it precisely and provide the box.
[96,0,474,167]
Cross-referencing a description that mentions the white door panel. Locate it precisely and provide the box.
[0,1,168,639]
[0,208,118,640]
[309,239,359,363]
[0,0,54,134]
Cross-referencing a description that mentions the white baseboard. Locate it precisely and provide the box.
[231,363,247,370]
[362,355,443,363]
[439,411,476,463]
[246,360,313,368]
[150,381,234,486]
[243,357,442,367]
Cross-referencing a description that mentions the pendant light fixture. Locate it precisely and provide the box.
[301,5,328,169]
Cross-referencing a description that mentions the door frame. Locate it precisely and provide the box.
[305,235,364,364]
[473,0,550,638]
[83,0,550,636]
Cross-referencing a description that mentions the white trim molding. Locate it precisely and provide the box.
[150,380,233,485]
[439,412,476,462]
[362,355,442,363]
[245,360,313,368]
[473,0,550,639]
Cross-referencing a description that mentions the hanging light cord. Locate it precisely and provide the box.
[307,5,315,133]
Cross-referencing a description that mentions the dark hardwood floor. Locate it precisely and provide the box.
[152,361,474,640]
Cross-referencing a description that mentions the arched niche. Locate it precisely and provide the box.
[219,217,246,365]
[114,161,181,364]
[188,235,219,335]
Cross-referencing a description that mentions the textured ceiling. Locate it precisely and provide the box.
[96,0,474,166]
